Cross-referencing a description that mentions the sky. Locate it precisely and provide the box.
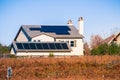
[0,0,120,46]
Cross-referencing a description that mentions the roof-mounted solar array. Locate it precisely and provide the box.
[15,42,70,51]
[29,25,71,35]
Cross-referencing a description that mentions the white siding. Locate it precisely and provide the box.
[32,34,54,42]
[10,48,15,55]
[16,30,28,42]
[16,52,74,56]
[56,39,84,56]
[116,35,120,45]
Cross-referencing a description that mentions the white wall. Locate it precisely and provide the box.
[16,30,28,42]
[116,35,120,44]
[16,51,75,56]
[56,39,84,56]
[32,34,54,42]
[10,48,15,55]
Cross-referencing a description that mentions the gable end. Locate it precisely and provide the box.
[14,27,31,41]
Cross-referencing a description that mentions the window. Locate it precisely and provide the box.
[33,40,36,42]
[38,40,41,42]
[58,40,77,47]
[70,41,74,47]
[70,40,76,47]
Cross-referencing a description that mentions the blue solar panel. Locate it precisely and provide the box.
[55,43,62,49]
[16,43,24,49]
[29,26,71,35]
[61,43,68,49]
[16,42,69,51]
[29,28,40,31]
[22,43,30,49]
[29,43,36,49]
[36,43,43,49]
[42,43,49,49]
[48,43,56,49]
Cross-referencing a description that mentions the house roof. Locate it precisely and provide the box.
[12,41,71,52]
[102,32,120,44]
[102,34,115,44]
[109,32,120,43]
[20,25,83,39]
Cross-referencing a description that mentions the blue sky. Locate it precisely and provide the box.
[0,0,120,45]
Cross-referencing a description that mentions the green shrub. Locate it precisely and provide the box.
[0,43,9,54]
[91,43,108,55]
[48,52,54,57]
[91,43,120,55]
[9,54,17,58]
[108,43,120,55]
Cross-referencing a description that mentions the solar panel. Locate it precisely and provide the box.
[55,43,62,49]
[36,43,43,49]
[16,42,70,51]
[48,43,56,49]
[29,26,71,35]
[42,43,49,49]
[29,43,36,49]
[29,28,40,30]
[22,43,30,49]
[61,43,68,49]
[16,43,24,49]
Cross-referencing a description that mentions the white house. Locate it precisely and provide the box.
[10,17,84,57]
[103,32,120,45]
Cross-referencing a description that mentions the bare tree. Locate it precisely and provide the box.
[90,34,103,49]
[84,42,90,55]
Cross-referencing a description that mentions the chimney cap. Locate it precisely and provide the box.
[67,19,73,25]
[78,17,83,21]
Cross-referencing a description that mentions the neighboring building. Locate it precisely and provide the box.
[10,17,84,57]
[103,32,120,45]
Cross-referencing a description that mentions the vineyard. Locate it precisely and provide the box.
[0,55,120,80]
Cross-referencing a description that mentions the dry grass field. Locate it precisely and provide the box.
[0,55,120,80]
